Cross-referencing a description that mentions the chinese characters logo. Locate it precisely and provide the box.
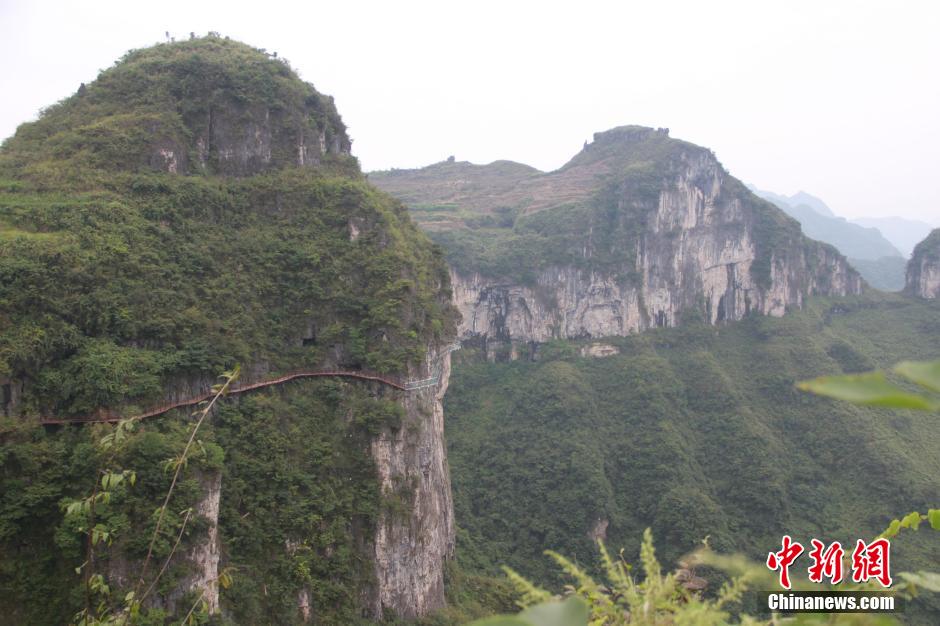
[767,536,891,589]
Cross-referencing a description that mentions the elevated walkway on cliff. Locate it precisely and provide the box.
[39,343,460,425]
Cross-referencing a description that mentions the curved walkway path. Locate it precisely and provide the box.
[40,343,460,425]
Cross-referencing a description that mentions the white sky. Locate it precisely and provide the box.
[1,0,937,223]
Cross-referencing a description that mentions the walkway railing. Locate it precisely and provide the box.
[39,343,461,425]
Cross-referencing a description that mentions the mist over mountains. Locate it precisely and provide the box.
[855,216,938,257]
[746,185,935,291]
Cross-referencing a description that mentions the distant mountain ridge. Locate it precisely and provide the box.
[854,216,937,257]
[747,187,837,218]
[747,185,908,291]
[747,185,902,260]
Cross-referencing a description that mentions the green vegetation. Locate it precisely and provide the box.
[471,519,940,625]
[798,359,940,411]
[1,409,223,624]
[0,39,456,416]
[443,292,940,620]
[214,381,406,624]
[0,377,409,624]
[0,170,453,416]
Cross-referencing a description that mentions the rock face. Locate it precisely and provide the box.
[169,97,350,177]
[181,472,222,614]
[368,343,455,618]
[906,228,940,299]
[377,127,862,351]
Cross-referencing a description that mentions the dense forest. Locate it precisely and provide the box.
[443,292,940,621]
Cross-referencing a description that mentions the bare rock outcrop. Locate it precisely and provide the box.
[906,229,940,299]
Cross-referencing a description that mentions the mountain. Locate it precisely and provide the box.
[788,190,836,217]
[748,186,903,261]
[371,133,940,621]
[0,37,458,624]
[751,188,837,218]
[746,187,837,218]
[854,216,937,257]
[906,228,940,298]
[372,126,861,358]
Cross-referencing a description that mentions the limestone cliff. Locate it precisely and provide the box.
[906,229,940,299]
[373,126,862,353]
[367,343,455,618]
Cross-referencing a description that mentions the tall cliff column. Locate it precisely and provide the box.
[368,343,456,618]
[906,229,940,299]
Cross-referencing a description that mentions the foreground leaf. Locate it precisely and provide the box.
[518,597,590,626]
[894,360,940,393]
[466,597,590,626]
[897,571,940,593]
[796,372,936,410]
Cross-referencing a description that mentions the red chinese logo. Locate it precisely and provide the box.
[766,535,804,589]
[851,538,892,587]
[807,539,844,584]
[766,536,892,588]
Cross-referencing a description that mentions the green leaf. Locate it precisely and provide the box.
[900,511,922,531]
[894,360,940,393]
[465,617,532,626]
[898,571,940,593]
[928,509,940,531]
[883,519,902,539]
[464,598,590,626]
[518,597,590,626]
[796,372,936,410]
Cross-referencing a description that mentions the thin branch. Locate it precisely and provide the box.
[127,367,238,621]
[138,508,192,605]
[180,588,207,626]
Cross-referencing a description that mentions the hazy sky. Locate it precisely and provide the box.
[1,0,937,223]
